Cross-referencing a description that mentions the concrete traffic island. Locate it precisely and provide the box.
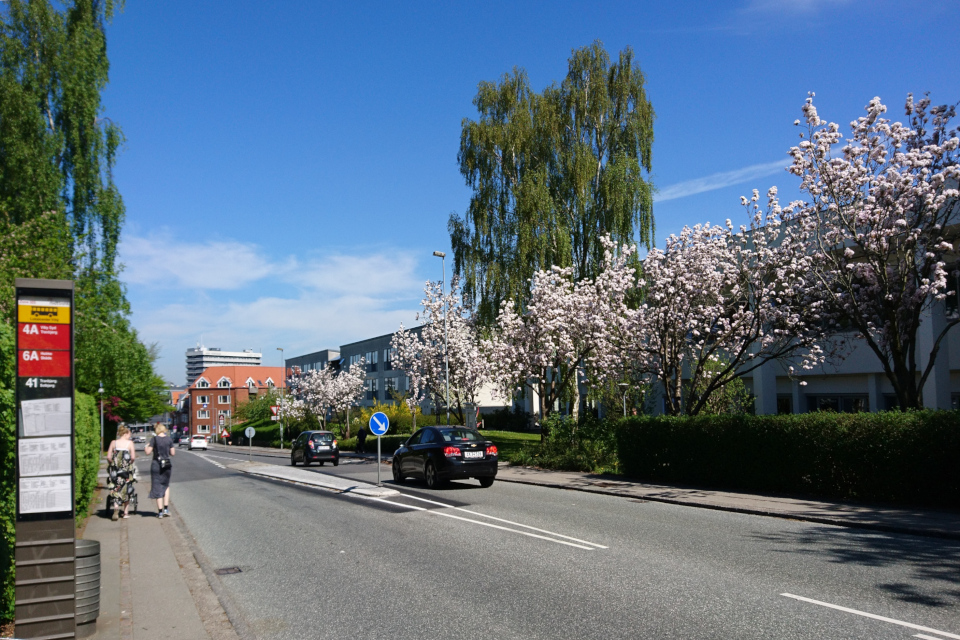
[226,461,400,498]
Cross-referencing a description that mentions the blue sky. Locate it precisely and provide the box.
[106,0,959,385]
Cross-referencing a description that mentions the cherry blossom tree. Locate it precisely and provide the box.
[628,194,826,416]
[391,278,489,425]
[286,359,366,436]
[484,239,635,430]
[791,93,960,409]
[391,324,427,431]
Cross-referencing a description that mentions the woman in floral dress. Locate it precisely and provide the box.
[106,425,138,520]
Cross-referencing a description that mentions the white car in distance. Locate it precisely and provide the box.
[189,435,208,451]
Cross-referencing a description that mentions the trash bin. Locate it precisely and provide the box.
[75,539,100,631]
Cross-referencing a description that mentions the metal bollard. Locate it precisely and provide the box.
[75,539,101,633]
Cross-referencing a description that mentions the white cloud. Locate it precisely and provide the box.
[655,159,787,203]
[122,231,428,384]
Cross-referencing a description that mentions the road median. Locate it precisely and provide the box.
[226,460,399,497]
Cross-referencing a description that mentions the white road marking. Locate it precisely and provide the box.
[396,492,608,549]
[781,593,960,639]
[191,453,225,469]
[364,496,596,550]
[915,634,951,640]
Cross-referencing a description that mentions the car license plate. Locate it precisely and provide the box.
[317,445,330,450]
[463,451,483,459]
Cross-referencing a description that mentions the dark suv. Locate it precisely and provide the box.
[291,431,340,467]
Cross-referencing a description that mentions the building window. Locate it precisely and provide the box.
[196,379,209,388]
[198,425,210,434]
[218,378,231,388]
[218,395,230,404]
[806,395,869,413]
[365,378,379,401]
[218,409,231,417]
[266,379,275,389]
[383,348,396,371]
[384,376,398,398]
[776,395,793,415]
[197,395,209,405]
[366,350,379,372]
[349,354,362,367]
[197,410,210,419]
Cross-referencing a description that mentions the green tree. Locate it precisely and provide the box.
[450,41,655,322]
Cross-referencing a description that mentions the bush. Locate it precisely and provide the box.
[353,401,419,435]
[0,323,15,624]
[511,414,619,473]
[615,411,960,507]
[74,392,99,520]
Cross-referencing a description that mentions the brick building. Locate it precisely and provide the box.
[186,366,286,437]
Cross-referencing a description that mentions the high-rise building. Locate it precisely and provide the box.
[185,347,261,385]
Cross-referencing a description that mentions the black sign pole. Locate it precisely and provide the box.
[13,278,77,639]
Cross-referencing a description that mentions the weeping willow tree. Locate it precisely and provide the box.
[450,41,655,323]
[0,0,168,419]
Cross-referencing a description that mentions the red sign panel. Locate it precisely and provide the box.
[18,350,71,377]
[18,323,70,351]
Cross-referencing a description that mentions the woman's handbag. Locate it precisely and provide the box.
[158,457,171,472]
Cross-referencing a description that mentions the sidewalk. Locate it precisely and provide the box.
[211,443,960,540]
[79,460,245,640]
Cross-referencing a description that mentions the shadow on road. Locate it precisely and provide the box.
[751,526,960,607]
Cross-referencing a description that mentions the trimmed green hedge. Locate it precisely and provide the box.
[74,392,99,520]
[615,411,960,507]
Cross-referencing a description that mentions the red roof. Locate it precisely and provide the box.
[189,366,287,390]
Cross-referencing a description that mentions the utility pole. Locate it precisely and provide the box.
[433,251,449,426]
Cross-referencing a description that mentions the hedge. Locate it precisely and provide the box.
[615,411,960,507]
[0,320,102,624]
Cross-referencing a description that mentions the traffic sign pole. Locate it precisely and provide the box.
[245,426,255,462]
[369,412,389,487]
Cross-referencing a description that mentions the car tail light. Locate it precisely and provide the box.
[443,446,461,458]
[332,440,337,448]
[486,445,498,456]
[308,441,315,450]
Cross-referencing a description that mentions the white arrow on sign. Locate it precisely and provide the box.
[372,415,385,431]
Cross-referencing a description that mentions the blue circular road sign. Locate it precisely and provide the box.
[369,412,389,436]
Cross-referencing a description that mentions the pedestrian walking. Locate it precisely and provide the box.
[356,427,367,454]
[145,423,175,518]
[106,426,137,520]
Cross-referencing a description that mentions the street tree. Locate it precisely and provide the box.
[391,279,489,425]
[629,194,826,416]
[791,93,960,410]
[450,40,655,323]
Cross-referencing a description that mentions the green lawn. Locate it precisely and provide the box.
[481,430,540,462]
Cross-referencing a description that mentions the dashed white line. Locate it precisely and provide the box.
[191,453,225,469]
[781,593,960,639]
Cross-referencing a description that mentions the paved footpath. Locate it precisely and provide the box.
[80,460,243,640]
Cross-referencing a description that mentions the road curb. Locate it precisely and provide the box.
[495,475,960,541]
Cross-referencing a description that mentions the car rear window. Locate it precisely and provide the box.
[439,428,483,442]
[311,433,333,443]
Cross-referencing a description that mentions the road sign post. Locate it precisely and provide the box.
[369,412,389,486]
[245,426,255,461]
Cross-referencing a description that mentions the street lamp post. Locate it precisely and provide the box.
[432,251,449,426]
[98,381,104,455]
[277,347,285,449]
[618,383,630,418]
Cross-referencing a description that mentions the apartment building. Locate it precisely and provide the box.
[185,366,285,436]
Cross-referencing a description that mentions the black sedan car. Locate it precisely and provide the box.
[392,426,497,488]
[290,430,340,466]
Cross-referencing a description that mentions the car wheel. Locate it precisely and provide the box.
[425,462,443,489]
[478,477,495,488]
[290,454,297,466]
[392,460,404,484]
[318,461,325,466]
[332,458,339,467]
[303,458,311,467]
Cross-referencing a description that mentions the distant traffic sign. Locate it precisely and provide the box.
[369,412,389,436]
[244,426,255,439]
[270,406,278,416]
[218,415,225,426]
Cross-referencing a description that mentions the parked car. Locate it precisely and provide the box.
[290,431,339,467]
[178,434,191,448]
[392,426,497,489]
[133,435,145,444]
[189,434,208,451]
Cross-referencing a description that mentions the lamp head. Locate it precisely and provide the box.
[432,251,446,258]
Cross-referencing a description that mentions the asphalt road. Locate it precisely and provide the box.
[143,446,960,640]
